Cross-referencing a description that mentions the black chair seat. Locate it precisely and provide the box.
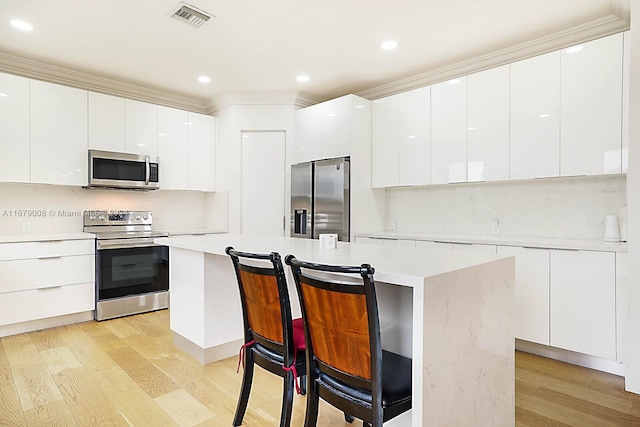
[318,350,412,407]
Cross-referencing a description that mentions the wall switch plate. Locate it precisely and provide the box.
[390,219,397,231]
[22,222,30,232]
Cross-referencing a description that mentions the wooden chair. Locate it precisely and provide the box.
[285,255,412,427]
[226,246,306,427]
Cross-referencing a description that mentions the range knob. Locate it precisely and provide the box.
[98,215,105,221]
[143,215,149,220]
[136,215,142,220]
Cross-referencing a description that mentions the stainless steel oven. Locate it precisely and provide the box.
[84,210,169,321]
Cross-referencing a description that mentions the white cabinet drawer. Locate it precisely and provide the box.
[0,282,94,326]
[0,239,94,261]
[0,254,95,293]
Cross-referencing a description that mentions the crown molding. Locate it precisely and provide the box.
[0,51,208,113]
[357,13,630,100]
[206,91,318,114]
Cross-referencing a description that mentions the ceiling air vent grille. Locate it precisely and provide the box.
[171,3,213,28]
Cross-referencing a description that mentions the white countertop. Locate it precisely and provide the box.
[355,231,628,253]
[157,228,227,236]
[0,232,95,244]
[155,233,511,287]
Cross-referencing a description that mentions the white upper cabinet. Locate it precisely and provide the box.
[510,51,561,180]
[294,105,322,163]
[371,95,400,188]
[320,95,351,159]
[187,112,216,192]
[467,65,509,182]
[157,106,189,190]
[0,72,30,183]
[372,87,430,187]
[294,94,368,164]
[622,31,630,174]
[88,92,125,152]
[125,99,158,158]
[30,80,88,186]
[431,77,467,184]
[560,33,623,176]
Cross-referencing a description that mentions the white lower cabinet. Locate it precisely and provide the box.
[497,246,550,345]
[451,242,496,253]
[0,239,95,327]
[616,253,628,363]
[354,236,414,247]
[550,249,616,360]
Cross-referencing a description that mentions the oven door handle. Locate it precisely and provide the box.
[97,238,163,250]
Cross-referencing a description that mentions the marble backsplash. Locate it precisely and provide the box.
[0,183,216,234]
[385,175,626,240]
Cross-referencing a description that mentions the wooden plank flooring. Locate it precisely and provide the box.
[1,309,639,426]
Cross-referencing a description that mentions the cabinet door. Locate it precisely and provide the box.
[157,106,188,190]
[399,87,430,186]
[294,105,321,163]
[188,113,216,191]
[451,243,496,253]
[125,99,158,157]
[0,72,30,183]
[616,252,628,362]
[497,246,550,345]
[382,238,415,247]
[320,95,351,158]
[467,66,509,182]
[510,51,561,179]
[622,31,630,174]
[30,80,88,186]
[88,92,125,152]
[415,240,453,251]
[550,250,616,360]
[560,33,623,176]
[354,236,385,245]
[431,77,467,184]
[371,95,400,187]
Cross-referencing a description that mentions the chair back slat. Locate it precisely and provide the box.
[298,278,371,380]
[239,267,283,344]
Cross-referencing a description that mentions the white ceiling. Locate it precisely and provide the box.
[0,0,631,106]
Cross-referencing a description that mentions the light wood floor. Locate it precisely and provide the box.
[0,310,639,427]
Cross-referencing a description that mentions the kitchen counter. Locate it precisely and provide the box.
[355,231,628,252]
[157,233,515,427]
[157,228,227,237]
[0,232,95,243]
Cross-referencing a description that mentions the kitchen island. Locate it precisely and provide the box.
[155,233,515,427]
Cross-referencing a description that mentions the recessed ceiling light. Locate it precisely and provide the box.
[0,93,7,97]
[448,79,460,85]
[197,75,211,83]
[408,135,416,139]
[354,105,365,109]
[381,40,397,50]
[137,143,145,147]
[467,127,475,131]
[328,113,337,117]
[10,19,33,31]
[565,45,583,54]
[539,113,550,118]
[158,133,167,136]
[297,75,309,82]
[185,122,192,125]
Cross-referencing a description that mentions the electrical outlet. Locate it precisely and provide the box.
[22,222,30,233]
[491,219,500,235]
[390,219,397,231]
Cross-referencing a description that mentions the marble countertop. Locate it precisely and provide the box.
[155,233,512,287]
[157,228,227,236]
[355,231,628,252]
[0,232,95,244]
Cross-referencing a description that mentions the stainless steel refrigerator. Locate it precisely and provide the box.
[291,157,350,242]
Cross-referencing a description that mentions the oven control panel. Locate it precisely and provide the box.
[83,210,153,226]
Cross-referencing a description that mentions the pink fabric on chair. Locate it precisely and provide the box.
[292,318,306,350]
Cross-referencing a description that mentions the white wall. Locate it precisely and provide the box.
[624,1,640,393]
[386,176,626,240]
[0,183,210,233]
[215,104,296,234]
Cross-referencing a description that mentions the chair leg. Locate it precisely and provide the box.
[300,374,307,395]
[344,413,354,423]
[304,381,319,427]
[232,355,255,426]
[279,371,295,427]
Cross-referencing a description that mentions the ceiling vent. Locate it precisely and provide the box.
[171,3,213,28]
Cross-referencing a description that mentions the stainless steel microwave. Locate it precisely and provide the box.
[87,150,159,190]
